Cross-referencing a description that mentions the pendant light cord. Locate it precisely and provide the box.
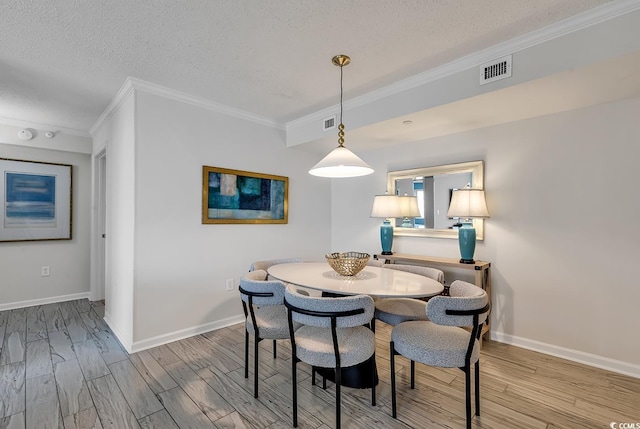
[339,64,344,126]
[337,63,345,147]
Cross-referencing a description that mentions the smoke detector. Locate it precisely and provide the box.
[18,129,33,140]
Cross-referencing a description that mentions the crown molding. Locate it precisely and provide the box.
[127,78,283,129]
[0,116,90,138]
[287,0,640,130]
[91,77,283,136]
[89,78,136,136]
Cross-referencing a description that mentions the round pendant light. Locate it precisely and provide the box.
[309,55,374,178]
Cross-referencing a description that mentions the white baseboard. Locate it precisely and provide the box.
[0,291,91,312]
[103,311,134,353]
[127,315,246,353]
[7,293,634,379]
[492,331,640,379]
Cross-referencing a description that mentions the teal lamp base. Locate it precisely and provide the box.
[380,219,394,255]
[458,221,476,264]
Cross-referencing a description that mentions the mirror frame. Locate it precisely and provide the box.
[387,160,485,240]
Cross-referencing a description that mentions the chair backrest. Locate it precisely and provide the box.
[249,258,302,272]
[239,270,286,306]
[426,280,489,327]
[382,263,444,283]
[284,285,374,328]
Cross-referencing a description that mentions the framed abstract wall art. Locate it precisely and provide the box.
[0,158,72,242]
[202,166,288,224]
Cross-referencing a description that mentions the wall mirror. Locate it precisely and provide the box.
[387,160,484,240]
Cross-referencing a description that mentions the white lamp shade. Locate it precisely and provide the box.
[447,189,490,218]
[370,195,403,218]
[309,146,374,178]
[398,195,421,217]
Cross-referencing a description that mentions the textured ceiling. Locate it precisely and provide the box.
[0,0,613,133]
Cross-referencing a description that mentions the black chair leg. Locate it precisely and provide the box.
[292,358,298,427]
[244,330,249,379]
[410,360,415,389]
[371,318,376,333]
[465,367,471,429]
[254,337,259,398]
[335,365,342,429]
[475,360,480,416]
[311,368,316,385]
[390,341,397,418]
[273,339,277,359]
[323,375,327,390]
[371,352,376,406]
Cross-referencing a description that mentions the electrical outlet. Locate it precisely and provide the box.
[41,266,50,277]
[225,278,234,291]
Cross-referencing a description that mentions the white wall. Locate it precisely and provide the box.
[332,96,640,376]
[91,92,137,348]
[92,87,333,351]
[0,129,92,309]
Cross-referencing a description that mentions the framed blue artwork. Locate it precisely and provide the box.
[1,158,72,242]
[202,166,288,224]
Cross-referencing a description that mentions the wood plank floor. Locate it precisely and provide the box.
[0,299,638,428]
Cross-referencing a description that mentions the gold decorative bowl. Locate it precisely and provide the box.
[325,252,370,276]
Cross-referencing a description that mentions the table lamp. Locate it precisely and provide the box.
[398,195,421,227]
[447,188,490,264]
[370,194,402,255]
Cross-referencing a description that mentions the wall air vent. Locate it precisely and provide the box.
[480,55,512,85]
[323,115,336,131]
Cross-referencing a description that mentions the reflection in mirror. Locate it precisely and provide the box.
[387,161,484,240]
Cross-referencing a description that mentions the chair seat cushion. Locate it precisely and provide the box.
[294,325,375,368]
[246,305,298,339]
[391,321,480,368]
[375,298,428,326]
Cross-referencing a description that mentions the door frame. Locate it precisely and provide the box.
[90,148,107,301]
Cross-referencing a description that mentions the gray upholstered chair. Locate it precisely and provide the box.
[239,270,298,398]
[372,264,444,332]
[389,280,490,429]
[250,257,311,298]
[284,285,376,429]
[249,257,302,273]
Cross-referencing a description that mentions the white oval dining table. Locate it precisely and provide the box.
[268,261,444,389]
[268,262,444,298]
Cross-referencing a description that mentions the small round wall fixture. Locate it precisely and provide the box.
[45,131,55,138]
[18,129,33,140]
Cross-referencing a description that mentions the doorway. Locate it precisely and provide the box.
[93,150,107,301]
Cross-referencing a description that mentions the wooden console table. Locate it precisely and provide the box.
[374,253,492,341]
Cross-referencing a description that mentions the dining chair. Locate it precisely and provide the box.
[250,256,312,296]
[284,285,376,429]
[249,257,302,273]
[389,280,490,429]
[239,269,298,398]
[372,264,444,333]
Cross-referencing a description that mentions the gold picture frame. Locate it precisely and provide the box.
[202,166,288,224]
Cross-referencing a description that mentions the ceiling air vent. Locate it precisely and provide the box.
[323,115,336,131]
[480,55,512,85]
